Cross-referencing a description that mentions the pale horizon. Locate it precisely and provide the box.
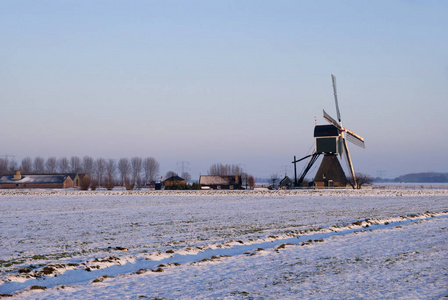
[2,1,447,179]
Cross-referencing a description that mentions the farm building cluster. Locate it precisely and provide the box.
[164,174,243,190]
[0,171,89,189]
[0,171,244,190]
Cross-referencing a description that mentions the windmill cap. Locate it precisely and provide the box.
[314,125,339,137]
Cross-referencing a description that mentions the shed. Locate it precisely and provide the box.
[279,175,293,189]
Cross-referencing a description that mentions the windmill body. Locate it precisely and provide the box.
[293,75,365,188]
[313,124,348,188]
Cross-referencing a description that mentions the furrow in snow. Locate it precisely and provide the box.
[1,211,446,295]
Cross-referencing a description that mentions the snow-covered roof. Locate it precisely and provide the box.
[0,174,69,184]
[21,173,78,180]
[200,175,238,185]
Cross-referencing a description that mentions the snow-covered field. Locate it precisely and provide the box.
[1,188,447,299]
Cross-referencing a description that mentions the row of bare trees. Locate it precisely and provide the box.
[0,156,160,187]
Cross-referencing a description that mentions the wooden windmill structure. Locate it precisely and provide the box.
[293,75,365,188]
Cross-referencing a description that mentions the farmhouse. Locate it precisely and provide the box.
[199,175,242,190]
[164,175,186,188]
[0,171,75,189]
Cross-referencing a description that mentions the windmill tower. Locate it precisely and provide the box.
[293,75,365,188]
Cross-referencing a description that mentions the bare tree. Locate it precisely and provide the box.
[354,173,374,189]
[8,157,18,173]
[241,172,250,189]
[143,157,160,184]
[70,156,82,173]
[165,171,177,178]
[248,176,255,190]
[270,173,280,190]
[21,157,33,173]
[105,159,116,188]
[181,171,192,182]
[0,158,8,174]
[0,157,10,174]
[208,163,242,176]
[0,157,16,173]
[82,156,95,175]
[131,157,143,185]
[95,158,106,187]
[118,158,131,185]
[33,156,45,173]
[58,157,70,173]
[45,157,58,173]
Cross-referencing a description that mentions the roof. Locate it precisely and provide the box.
[20,173,78,180]
[164,176,185,182]
[314,125,339,137]
[199,175,241,186]
[280,176,293,185]
[0,174,70,184]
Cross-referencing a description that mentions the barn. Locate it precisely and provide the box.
[199,175,242,190]
[0,171,75,189]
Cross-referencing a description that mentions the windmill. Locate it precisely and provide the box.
[292,74,365,188]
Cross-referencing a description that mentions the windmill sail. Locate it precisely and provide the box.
[331,74,341,123]
[346,129,365,148]
[342,137,357,188]
[323,110,341,129]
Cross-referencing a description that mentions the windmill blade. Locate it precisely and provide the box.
[331,74,341,122]
[345,129,365,148]
[342,137,357,188]
[323,109,342,130]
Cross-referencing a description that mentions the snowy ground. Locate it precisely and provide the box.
[1,188,447,299]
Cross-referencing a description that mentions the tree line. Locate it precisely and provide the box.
[0,156,160,187]
[1,158,256,189]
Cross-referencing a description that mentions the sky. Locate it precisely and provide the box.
[1,0,447,179]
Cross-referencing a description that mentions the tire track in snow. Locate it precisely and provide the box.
[1,211,447,296]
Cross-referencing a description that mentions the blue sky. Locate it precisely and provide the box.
[1,1,447,179]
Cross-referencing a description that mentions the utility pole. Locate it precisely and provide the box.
[293,156,298,186]
[280,165,289,176]
[176,161,190,174]
[376,170,386,178]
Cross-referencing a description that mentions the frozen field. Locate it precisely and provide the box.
[1,188,448,299]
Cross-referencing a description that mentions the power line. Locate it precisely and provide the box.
[176,161,190,174]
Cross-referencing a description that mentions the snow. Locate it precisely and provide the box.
[1,188,447,299]
[0,175,68,184]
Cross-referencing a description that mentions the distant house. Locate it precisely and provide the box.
[279,175,293,189]
[164,176,186,188]
[76,173,90,187]
[199,175,242,190]
[0,171,75,189]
